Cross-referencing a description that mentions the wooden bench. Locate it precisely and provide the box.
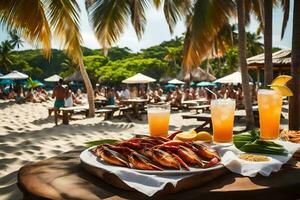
[118,106,134,122]
[48,107,55,116]
[95,109,113,120]
[59,106,89,125]
[188,105,210,114]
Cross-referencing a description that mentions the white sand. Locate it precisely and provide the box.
[0,99,201,200]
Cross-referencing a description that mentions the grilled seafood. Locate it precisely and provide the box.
[95,146,129,167]
[128,151,163,170]
[94,135,221,171]
[151,148,181,169]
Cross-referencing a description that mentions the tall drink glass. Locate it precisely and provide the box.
[211,99,236,144]
[257,89,282,140]
[147,104,170,138]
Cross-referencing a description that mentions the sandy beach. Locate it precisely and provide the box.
[0,99,205,199]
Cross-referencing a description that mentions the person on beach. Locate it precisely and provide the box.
[119,84,130,100]
[52,79,67,125]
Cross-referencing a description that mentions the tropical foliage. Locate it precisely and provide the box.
[0,30,265,84]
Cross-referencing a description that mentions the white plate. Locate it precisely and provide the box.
[80,147,223,175]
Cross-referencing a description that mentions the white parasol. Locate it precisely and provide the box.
[0,70,28,80]
[44,74,62,82]
[168,79,185,85]
[214,71,252,84]
[122,73,156,84]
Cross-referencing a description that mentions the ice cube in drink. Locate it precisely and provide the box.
[258,89,282,140]
[211,99,236,144]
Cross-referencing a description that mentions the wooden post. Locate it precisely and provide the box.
[257,68,260,87]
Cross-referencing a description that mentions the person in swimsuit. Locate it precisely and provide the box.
[52,79,67,125]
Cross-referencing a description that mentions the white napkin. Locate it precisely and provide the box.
[83,141,299,196]
[82,150,191,196]
[215,141,300,177]
[104,167,191,197]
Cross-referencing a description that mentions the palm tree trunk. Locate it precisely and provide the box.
[237,0,255,129]
[78,58,95,117]
[264,0,273,86]
[289,0,300,130]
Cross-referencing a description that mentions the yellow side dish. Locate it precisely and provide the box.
[239,154,270,162]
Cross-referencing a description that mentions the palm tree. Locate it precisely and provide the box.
[246,32,263,57]
[237,0,255,129]
[263,0,273,86]
[9,29,23,49]
[0,0,95,117]
[0,40,13,72]
[289,0,300,130]
[164,47,182,77]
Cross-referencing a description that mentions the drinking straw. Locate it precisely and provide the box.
[205,88,218,99]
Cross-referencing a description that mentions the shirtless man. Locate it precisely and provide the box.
[52,79,67,125]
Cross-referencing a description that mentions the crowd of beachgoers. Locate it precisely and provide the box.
[0,82,259,109]
[94,83,258,108]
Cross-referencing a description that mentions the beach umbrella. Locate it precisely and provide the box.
[25,78,44,89]
[64,71,83,82]
[164,83,176,89]
[0,70,28,80]
[178,67,216,82]
[214,71,252,84]
[196,81,216,87]
[0,79,14,85]
[168,79,185,85]
[44,74,62,82]
[122,73,156,84]
[190,81,196,86]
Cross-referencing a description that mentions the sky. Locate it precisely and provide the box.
[0,0,294,52]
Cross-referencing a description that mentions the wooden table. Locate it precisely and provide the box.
[18,150,300,200]
[59,105,89,125]
[94,99,107,108]
[121,99,148,120]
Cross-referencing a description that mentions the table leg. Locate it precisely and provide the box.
[62,111,69,125]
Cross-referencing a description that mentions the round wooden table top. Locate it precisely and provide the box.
[18,150,300,200]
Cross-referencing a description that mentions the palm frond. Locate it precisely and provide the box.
[280,0,290,39]
[182,0,235,71]
[0,0,51,56]
[86,0,131,51]
[163,0,192,34]
[213,22,233,57]
[130,0,148,39]
[152,0,161,9]
[44,0,83,63]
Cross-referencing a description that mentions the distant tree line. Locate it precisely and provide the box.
[0,30,274,85]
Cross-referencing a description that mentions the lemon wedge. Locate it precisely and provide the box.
[271,75,292,86]
[271,85,293,96]
[174,131,197,142]
[195,131,212,142]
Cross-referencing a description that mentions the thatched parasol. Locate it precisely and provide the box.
[64,71,83,82]
[247,49,291,72]
[177,67,216,82]
[122,73,156,84]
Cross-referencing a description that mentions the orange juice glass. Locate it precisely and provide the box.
[211,99,236,144]
[147,104,170,137]
[258,89,282,140]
